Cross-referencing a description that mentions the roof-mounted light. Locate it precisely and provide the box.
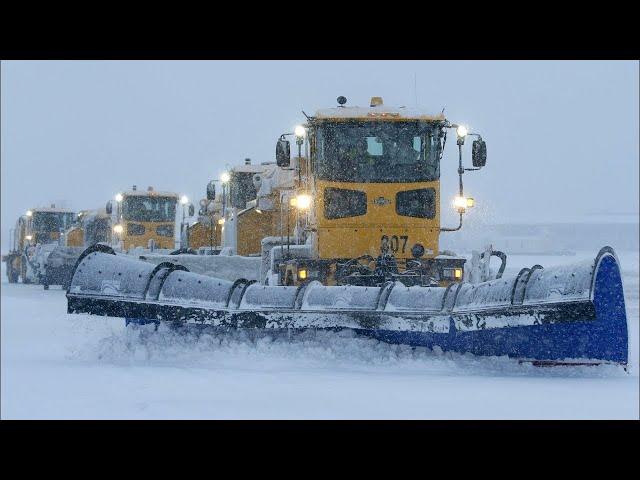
[294,125,306,138]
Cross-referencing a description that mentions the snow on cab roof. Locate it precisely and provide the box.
[31,207,75,213]
[78,208,110,220]
[314,104,446,122]
[122,190,179,198]
[232,163,269,174]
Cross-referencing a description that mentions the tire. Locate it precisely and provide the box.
[20,261,31,284]
[8,268,19,283]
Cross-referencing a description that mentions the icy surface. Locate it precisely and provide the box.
[1,251,638,419]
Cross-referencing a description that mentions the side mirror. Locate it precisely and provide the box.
[472,139,487,168]
[188,204,195,217]
[105,201,113,215]
[276,138,291,167]
[206,181,216,201]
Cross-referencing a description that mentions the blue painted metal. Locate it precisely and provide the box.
[67,246,629,365]
[361,254,628,364]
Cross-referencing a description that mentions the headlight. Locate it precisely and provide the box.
[443,267,464,281]
[218,218,225,225]
[292,193,312,210]
[453,196,468,211]
[25,235,33,241]
[113,224,123,234]
[294,125,306,138]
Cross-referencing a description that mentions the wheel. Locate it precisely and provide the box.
[43,284,49,290]
[20,261,31,284]
[8,267,19,283]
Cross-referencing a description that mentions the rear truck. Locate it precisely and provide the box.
[4,205,76,288]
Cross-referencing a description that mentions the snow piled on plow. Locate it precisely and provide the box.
[2,251,639,419]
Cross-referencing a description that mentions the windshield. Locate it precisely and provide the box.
[315,121,442,183]
[32,212,76,232]
[122,196,177,222]
[85,217,111,244]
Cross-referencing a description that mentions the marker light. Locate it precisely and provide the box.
[298,269,308,280]
[456,125,468,138]
[180,195,189,205]
[466,197,475,208]
[115,193,124,202]
[294,125,306,138]
[220,172,231,183]
[218,218,225,225]
[453,196,468,211]
[454,268,463,280]
[292,194,312,210]
[113,224,124,234]
[26,210,33,217]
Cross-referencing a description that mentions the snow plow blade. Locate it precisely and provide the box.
[43,245,84,289]
[66,245,628,366]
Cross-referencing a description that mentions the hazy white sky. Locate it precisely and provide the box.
[2,60,638,249]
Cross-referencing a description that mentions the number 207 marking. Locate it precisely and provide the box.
[381,235,408,254]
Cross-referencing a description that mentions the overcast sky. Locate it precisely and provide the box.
[2,60,638,250]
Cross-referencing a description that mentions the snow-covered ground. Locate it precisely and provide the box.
[1,250,638,419]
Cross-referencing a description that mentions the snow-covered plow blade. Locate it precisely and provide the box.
[66,245,628,366]
[42,245,84,289]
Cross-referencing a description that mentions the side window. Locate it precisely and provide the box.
[324,188,367,220]
[412,136,422,153]
[396,188,436,219]
[366,137,383,156]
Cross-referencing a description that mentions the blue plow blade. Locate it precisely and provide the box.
[66,245,628,367]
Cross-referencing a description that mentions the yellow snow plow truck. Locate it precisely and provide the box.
[4,205,76,285]
[105,186,187,252]
[204,96,487,287]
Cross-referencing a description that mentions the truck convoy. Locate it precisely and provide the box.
[4,187,191,288]
[10,96,631,367]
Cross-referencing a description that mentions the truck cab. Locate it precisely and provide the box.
[107,187,180,251]
[4,205,76,283]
